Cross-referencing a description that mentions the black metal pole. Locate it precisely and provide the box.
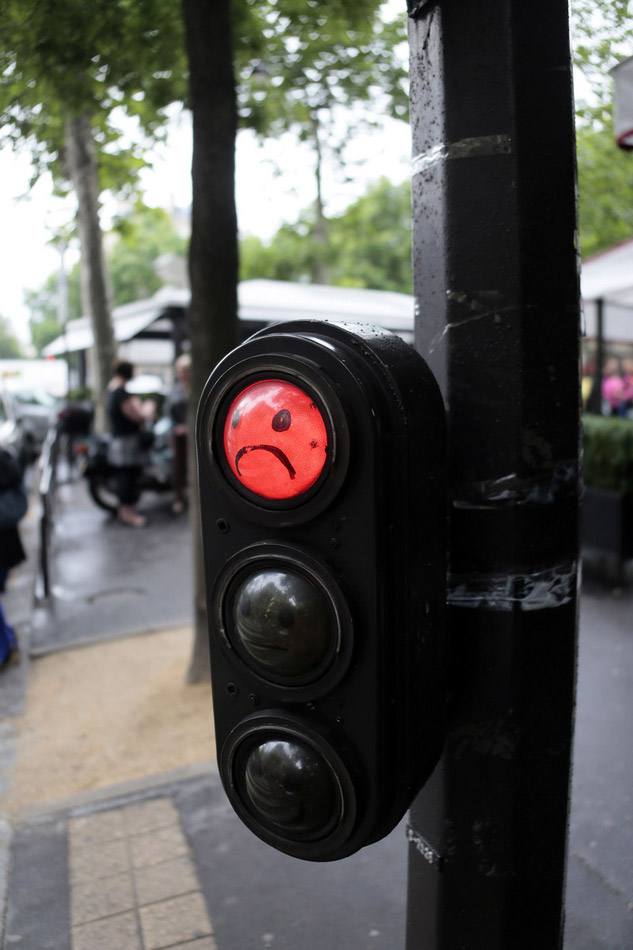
[406,2,580,948]
[585,297,604,414]
[595,297,605,413]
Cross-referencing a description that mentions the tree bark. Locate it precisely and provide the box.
[181,0,239,683]
[311,113,331,284]
[64,113,116,431]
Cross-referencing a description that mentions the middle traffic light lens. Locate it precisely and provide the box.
[243,739,340,837]
[231,568,333,680]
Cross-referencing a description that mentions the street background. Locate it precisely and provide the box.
[0,473,631,949]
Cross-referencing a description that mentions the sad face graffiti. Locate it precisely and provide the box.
[223,379,328,499]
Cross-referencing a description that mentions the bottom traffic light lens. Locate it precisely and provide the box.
[223,716,358,858]
[242,738,341,838]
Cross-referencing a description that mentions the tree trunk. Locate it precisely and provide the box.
[311,113,330,285]
[64,113,115,431]
[181,0,239,683]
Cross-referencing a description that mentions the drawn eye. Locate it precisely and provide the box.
[272,409,291,432]
[231,410,240,429]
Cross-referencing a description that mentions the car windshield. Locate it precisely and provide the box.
[13,390,58,408]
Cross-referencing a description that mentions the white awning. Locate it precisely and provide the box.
[581,239,633,343]
[43,281,415,356]
[238,279,415,333]
[581,239,633,301]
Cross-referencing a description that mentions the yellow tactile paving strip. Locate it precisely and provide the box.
[67,797,217,950]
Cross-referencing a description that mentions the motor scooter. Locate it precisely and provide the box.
[84,416,174,514]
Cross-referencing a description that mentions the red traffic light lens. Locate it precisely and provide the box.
[222,379,328,500]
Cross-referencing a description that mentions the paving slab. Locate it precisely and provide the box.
[5,785,220,950]
[138,891,214,949]
[72,910,143,950]
[3,815,70,949]
[70,871,137,927]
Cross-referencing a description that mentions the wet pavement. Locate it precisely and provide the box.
[0,473,632,948]
[30,479,193,655]
[565,567,633,950]
[5,774,409,950]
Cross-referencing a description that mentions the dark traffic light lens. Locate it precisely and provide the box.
[222,714,358,858]
[231,568,334,680]
[242,738,340,837]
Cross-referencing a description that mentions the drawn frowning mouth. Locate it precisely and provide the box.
[235,444,296,480]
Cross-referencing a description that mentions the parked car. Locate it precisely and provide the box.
[0,390,28,469]
[7,389,59,460]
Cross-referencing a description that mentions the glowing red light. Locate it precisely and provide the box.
[223,379,328,500]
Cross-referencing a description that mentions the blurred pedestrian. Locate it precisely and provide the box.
[107,359,155,528]
[167,353,191,515]
[0,447,26,670]
[602,361,633,418]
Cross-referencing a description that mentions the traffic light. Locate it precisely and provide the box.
[196,320,446,861]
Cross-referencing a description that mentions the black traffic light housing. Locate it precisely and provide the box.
[196,320,446,861]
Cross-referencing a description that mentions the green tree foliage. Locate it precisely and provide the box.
[241,178,412,293]
[0,0,187,186]
[239,2,633,276]
[0,0,187,423]
[577,123,633,258]
[28,315,67,357]
[571,0,633,126]
[236,1,407,135]
[569,1,633,257]
[109,205,187,306]
[25,205,186,355]
[240,224,313,284]
[0,315,23,358]
[25,266,82,355]
[328,178,412,292]
[234,0,408,281]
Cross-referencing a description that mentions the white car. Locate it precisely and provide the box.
[6,389,58,460]
[0,390,28,468]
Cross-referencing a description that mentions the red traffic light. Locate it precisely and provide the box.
[197,321,446,861]
[222,379,328,500]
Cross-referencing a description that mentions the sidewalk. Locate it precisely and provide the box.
[0,479,410,950]
[0,476,631,949]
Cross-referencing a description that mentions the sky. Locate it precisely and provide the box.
[0,112,411,346]
[0,0,595,349]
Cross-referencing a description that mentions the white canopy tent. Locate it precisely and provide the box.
[44,261,633,388]
[44,279,416,376]
[581,239,633,347]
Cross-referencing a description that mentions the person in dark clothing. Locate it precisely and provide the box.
[0,449,26,669]
[107,359,155,527]
[166,353,191,514]
[0,532,23,669]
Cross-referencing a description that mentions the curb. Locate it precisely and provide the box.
[13,759,219,826]
[28,618,193,660]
